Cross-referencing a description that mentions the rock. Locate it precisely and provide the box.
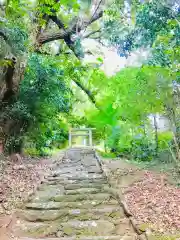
[66,188,104,195]
[38,184,64,192]
[114,218,133,235]
[53,193,111,202]
[121,235,137,240]
[0,204,5,214]
[25,202,66,210]
[69,174,106,181]
[10,154,23,163]
[12,220,60,237]
[17,209,68,222]
[64,183,105,190]
[32,185,64,202]
[87,166,102,173]
[138,234,147,240]
[26,199,118,210]
[56,230,64,237]
[2,202,9,210]
[13,164,26,170]
[21,205,122,222]
[61,220,115,236]
[26,164,34,168]
[20,187,25,192]
[55,166,82,175]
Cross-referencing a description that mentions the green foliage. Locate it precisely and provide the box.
[134,1,174,47]
[87,66,172,125]
[158,131,173,150]
[97,150,117,159]
[85,66,174,161]
[23,147,41,157]
[4,53,72,154]
[1,0,179,163]
[20,53,71,153]
[129,1,179,69]
[131,135,156,161]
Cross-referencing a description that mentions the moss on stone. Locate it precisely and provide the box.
[26,224,59,237]
[63,226,74,236]
[109,210,122,219]
[138,223,153,232]
[77,228,97,236]
[147,233,180,240]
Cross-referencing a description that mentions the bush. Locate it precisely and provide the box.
[131,136,156,161]
[23,147,40,157]
[97,150,117,159]
[158,131,173,150]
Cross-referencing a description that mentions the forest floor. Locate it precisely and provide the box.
[0,151,64,239]
[0,151,180,239]
[103,157,180,235]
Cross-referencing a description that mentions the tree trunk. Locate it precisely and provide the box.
[0,56,27,154]
[153,114,158,156]
[165,84,180,161]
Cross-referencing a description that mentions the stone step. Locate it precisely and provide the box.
[25,199,118,210]
[12,220,60,238]
[13,219,134,238]
[38,184,64,191]
[67,174,106,181]
[11,149,138,240]
[64,183,106,190]
[58,163,82,168]
[87,167,103,174]
[41,179,107,187]
[53,193,112,202]
[17,205,124,222]
[65,187,105,195]
[53,167,83,175]
[60,219,133,237]
[19,235,137,240]
[60,220,116,236]
[51,172,104,178]
[53,171,89,178]
[47,178,107,185]
[30,185,65,202]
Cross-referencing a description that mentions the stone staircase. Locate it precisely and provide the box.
[12,148,138,240]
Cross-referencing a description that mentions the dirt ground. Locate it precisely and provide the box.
[102,158,180,234]
[0,152,64,239]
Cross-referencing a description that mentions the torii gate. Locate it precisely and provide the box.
[69,128,95,147]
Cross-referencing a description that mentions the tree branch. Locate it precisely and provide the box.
[49,15,67,30]
[36,7,103,108]
[84,10,103,28]
[83,29,101,39]
[38,30,67,45]
[73,79,98,108]
[38,8,103,46]
[89,0,103,25]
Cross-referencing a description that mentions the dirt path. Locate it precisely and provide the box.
[10,148,137,240]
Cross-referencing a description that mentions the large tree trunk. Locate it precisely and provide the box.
[0,56,27,154]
